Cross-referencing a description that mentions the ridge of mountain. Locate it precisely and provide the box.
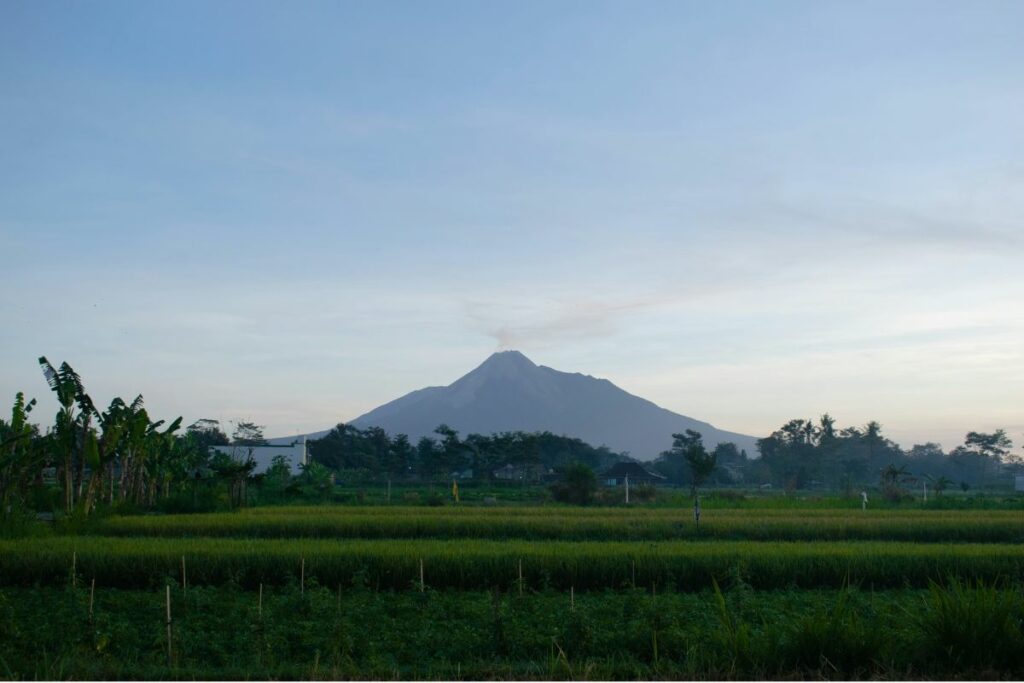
[277,351,758,460]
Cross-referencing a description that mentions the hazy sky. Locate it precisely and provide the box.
[2,1,1022,452]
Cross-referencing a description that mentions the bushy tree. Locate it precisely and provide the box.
[550,462,597,505]
[675,430,716,495]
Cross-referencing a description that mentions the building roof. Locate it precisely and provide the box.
[600,461,666,480]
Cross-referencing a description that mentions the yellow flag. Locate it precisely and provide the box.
[452,479,460,503]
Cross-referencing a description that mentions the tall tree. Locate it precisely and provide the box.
[964,430,1013,461]
[672,430,717,495]
[232,421,267,446]
[964,430,1013,483]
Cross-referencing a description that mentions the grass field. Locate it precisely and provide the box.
[4,502,1024,679]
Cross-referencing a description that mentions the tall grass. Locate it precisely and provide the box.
[915,578,1024,672]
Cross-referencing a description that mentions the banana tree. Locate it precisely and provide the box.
[81,396,134,512]
[38,357,95,512]
[925,473,953,497]
[0,392,41,515]
[145,416,182,506]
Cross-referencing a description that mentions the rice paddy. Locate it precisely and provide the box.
[3,502,1024,679]
[91,505,1024,542]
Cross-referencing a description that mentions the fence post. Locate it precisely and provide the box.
[165,585,172,665]
[89,578,95,623]
[419,558,425,593]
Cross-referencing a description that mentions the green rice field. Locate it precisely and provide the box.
[3,503,1024,679]
[91,505,1024,542]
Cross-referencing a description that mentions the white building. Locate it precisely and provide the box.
[209,437,308,474]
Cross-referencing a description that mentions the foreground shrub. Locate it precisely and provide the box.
[777,585,882,675]
[915,578,1024,673]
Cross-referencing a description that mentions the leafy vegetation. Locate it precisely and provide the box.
[2,582,1023,680]
[4,536,1024,591]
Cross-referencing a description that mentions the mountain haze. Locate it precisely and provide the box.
[295,351,757,460]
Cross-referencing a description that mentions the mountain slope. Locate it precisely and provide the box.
[337,350,757,460]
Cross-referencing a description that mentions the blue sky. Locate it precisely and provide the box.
[2,0,1022,451]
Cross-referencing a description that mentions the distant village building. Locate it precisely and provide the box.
[722,463,744,483]
[600,462,666,486]
[492,463,550,482]
[209,437,308,474]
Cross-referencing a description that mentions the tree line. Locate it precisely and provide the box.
[2,359,1020,518]
[647,415,1019,496]
[307,423,629,481]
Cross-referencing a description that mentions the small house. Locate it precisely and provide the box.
[600,462,666,486]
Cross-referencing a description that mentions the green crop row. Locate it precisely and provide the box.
[5,583,1024,679]
[3,537,1023,591]
[91,507,1024,543]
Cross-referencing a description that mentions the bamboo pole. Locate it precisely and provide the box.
[165,585,172,665]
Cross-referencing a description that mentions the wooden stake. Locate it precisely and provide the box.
[71,551,77,588]
[337,583,341,613]
[181,556,187,596]
[518,559,523,596]
[89,578,95,622]
[570,585,575,612]
[165,585,172,665]
[301,558,305,595]
[419,558,425,593]
[632,560,636,589]
[258,583,263,618]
